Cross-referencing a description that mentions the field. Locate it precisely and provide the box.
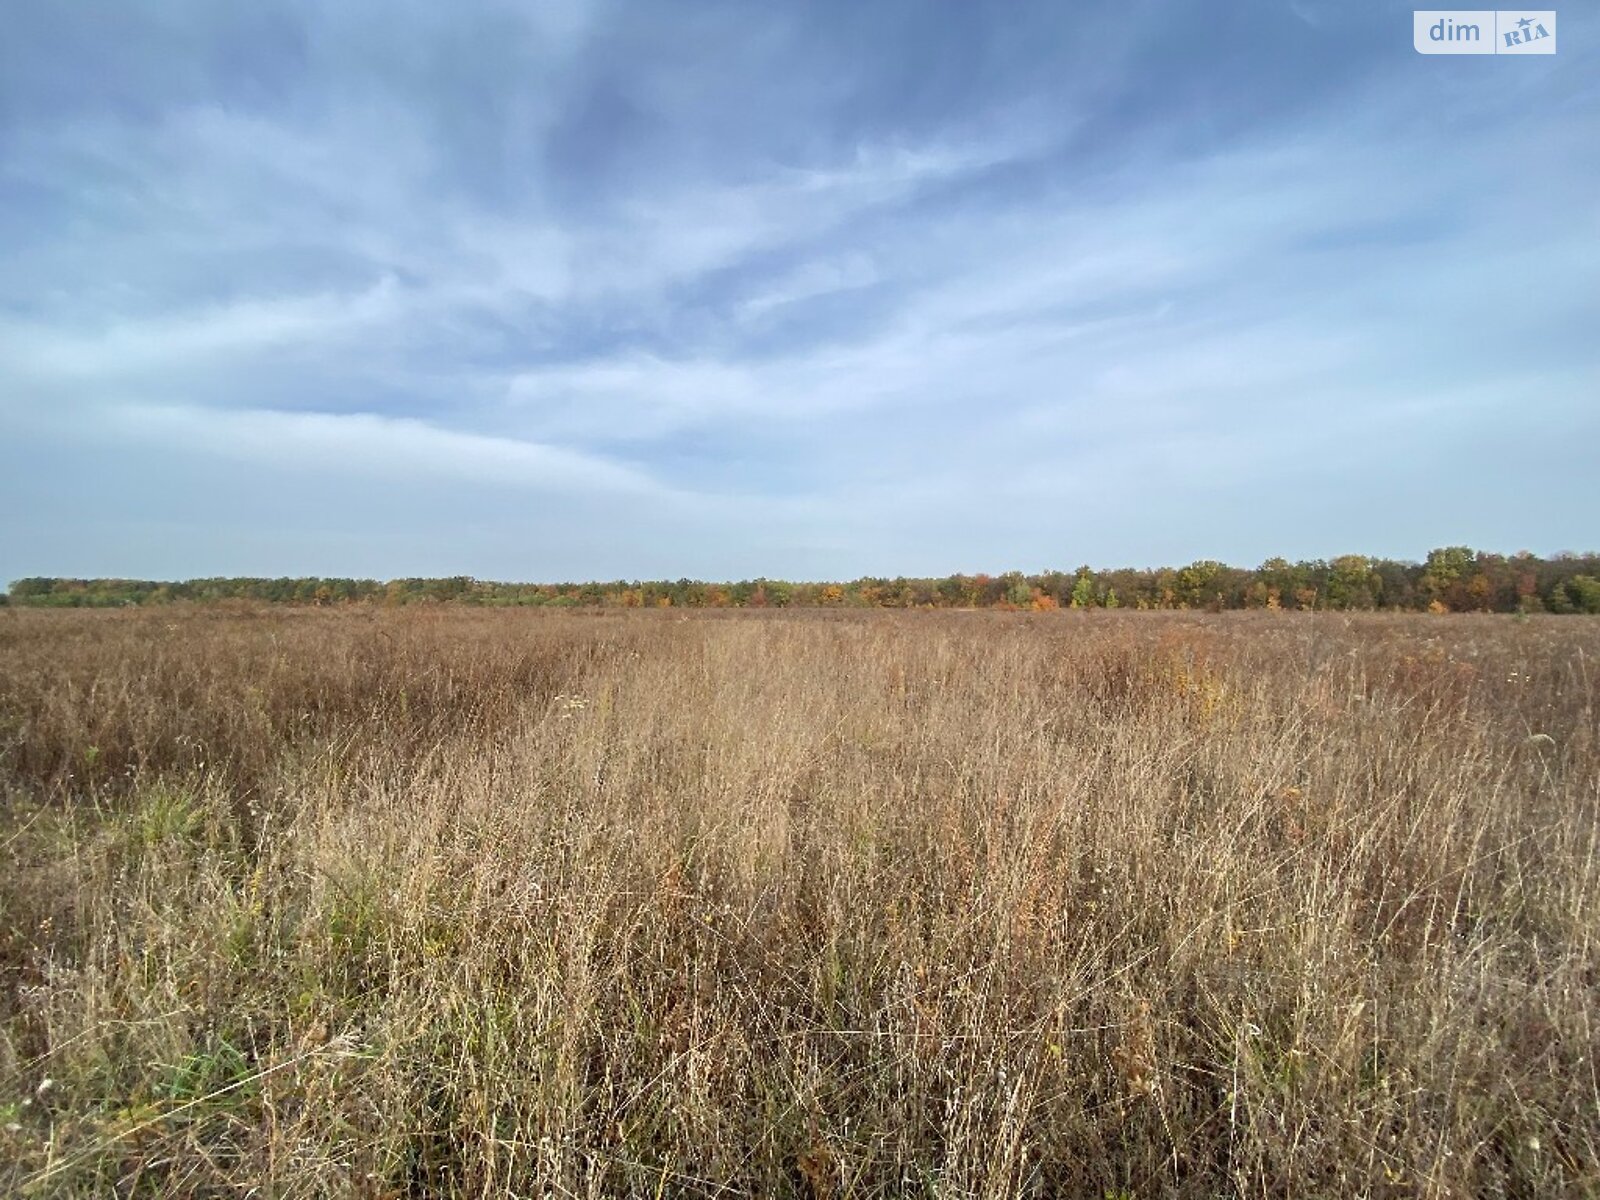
[1,606,1597,1197]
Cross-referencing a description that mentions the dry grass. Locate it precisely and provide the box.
[1,605,1597,1197]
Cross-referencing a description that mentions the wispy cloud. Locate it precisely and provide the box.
[100,404,668,497]
[2,278,407,384]
[1,1,1596,580]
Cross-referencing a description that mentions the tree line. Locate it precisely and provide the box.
[6,548,1600,614]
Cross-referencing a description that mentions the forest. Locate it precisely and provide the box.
[8,546,1600,614]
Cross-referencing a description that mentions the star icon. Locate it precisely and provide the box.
[1517,16,1533,30]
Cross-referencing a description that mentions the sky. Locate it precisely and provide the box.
[1,1,1596,583]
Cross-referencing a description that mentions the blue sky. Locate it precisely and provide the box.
[2,1,1596,582]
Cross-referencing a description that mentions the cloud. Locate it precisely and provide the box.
[101,404,667,497]
[1,1,1596,580]
[2,278,408,383]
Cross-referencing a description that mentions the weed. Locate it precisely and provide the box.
[0,606,1596,1195]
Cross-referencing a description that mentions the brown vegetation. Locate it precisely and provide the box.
[2,605,1597,1196]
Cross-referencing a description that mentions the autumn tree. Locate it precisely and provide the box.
[1327,555,1377,610]
[1421,546,1476,611]
[1175,560,1226,610]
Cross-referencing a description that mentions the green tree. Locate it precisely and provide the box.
[1327,555,1377,610]
[1070,571,1097,609]
[1175,561,1225,610]
[1000,571,1032,609]
[1564,576,1600,614]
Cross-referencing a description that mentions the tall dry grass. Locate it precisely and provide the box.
[1,605,1597,1197]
